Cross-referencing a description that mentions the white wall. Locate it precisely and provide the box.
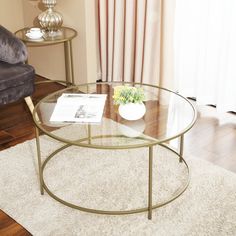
[0,0,24,31]
[84,0,100,83]
[160,0,176,90]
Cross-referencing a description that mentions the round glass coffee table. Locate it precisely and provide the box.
[33,82,196,219]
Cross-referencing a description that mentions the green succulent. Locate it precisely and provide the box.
[113,86,145,105]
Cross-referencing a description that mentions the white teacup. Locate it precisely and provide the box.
[29,27,41,34]
[26,27,43,39]
[28,27,42,36]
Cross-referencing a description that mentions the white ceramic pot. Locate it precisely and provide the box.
[118,102,146,120]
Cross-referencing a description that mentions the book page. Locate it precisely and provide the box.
[50,93,107,123]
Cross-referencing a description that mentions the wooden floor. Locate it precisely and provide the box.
[0,75,235,235]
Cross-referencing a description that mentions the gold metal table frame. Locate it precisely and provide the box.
[33,82,197,220]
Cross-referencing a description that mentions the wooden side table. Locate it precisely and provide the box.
[15,27,77,85]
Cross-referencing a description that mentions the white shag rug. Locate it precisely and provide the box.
[0,134,236,236]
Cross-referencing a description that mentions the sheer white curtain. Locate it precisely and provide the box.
[97,0,162,84]
[174,0,236,112]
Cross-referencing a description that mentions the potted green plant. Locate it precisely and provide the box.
[113,85,146,120]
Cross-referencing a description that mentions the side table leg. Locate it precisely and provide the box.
[88,124,92,145]
[179,134,184,162]
[148,146,153,220]
[64,40,75,85]
[35,127,44,195]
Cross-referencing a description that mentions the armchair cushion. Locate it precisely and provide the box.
[0,61,35,105]
[0,25,27,64]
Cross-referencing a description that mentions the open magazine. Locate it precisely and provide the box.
[50,93,107,123]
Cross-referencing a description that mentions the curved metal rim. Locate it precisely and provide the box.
[15,26,77,45]
[33,81,197,150]
[41,143,190,215]
[35,79,73,86]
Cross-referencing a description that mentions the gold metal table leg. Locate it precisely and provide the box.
[35,127,44,195]
[148,146,153,220]
[64,40,75,85]
[88,124,92,145]
[179,134,184,162]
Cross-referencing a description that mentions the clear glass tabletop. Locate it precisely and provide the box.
[15,26,77,46]
[33,82,197,149]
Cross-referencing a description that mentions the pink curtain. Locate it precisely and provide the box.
[97,0,162,85]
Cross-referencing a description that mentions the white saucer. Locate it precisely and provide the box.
[26,32,44,40]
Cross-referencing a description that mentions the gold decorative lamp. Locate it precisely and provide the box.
[38,0,63,35]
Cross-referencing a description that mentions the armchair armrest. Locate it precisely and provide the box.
[0,25,27,64]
